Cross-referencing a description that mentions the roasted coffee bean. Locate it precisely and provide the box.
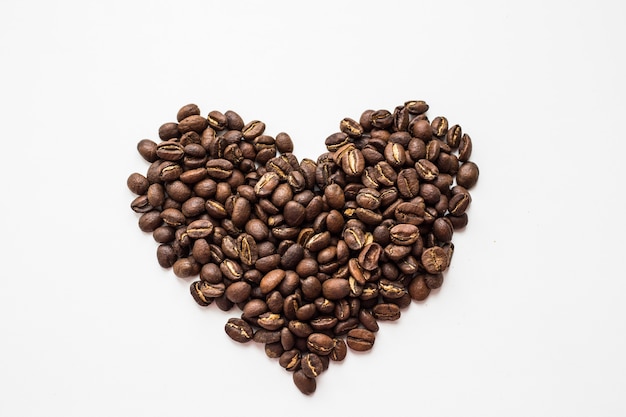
[127,173,150,195]
[341,147,365,176]
[405,100,429,114]
[158,161,183,182]
[334,317,361,335]
[421,246,449,274]
[256,253,282,272]
[310,315,338,331]
[252,329,282,344]
[447,212,469,229]
[358,243,382,271]
[278,349,300,371]
[293,370,316,395]
[325,132,351,152]
[458,133,473,161]
[206,110,227,131]
[172,257,200,278]
[433,217,454,242]
[130,195,153,214]
[448,192,471,216]
[241,120,265,140]
[346,328,376,351]
[322,278,351,300]
[389,223,420,245]
[265,343,285,360]
[205,159,234,179]
[241,299,268,319]
[295,258,319,278]
[409,118,433,141]
[307,333,335,356]
[190,281,213,306]
[158,122,180,141]
[220,259,243,281]
[237,234,258,266]
[415,159,439,181]
[396,168,420,199]
[456,161,479,189]
[330,338,348,361]
[295,303,317,321]
[156,244,176,268]
[301,352,324,378]
[225,318,253,343]
[254,172,280,197]
[225,281,251,303]
[186,219,214,239]
[159,208,185,227]
[343,226,366,251]
[182,195,206,217]
[287,319,312,338]
[260,269,286,294]
[178,115,208,134]
[408,275,431,300]
[340,117,364,138]
[358,309,379,332]
[420,183,441,206]
[373,161,397,187]
[431,116,448,137]
[355,188,381,210]
[257,312,285,331]
[156,141,184,161]
[370,109,393,129]
[384,142,406,168]
[424,273,444,289]
[153,225,175,243]
[372,303,401,321]
[379,279,407,299]
[394,201,425,225]
[137,139,158,162]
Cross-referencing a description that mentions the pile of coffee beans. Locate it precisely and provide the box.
[127,101,478,395]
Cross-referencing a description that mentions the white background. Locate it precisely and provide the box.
[1,1,625,416]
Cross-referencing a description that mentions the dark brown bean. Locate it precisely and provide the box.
[225,318,254,343]
[346,328,376,351]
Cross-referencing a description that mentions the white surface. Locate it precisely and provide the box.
[1,1,625,416]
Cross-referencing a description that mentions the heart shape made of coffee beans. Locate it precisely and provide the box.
[127,101,479,395]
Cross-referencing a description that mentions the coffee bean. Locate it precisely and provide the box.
[173,257,200,278]
[225,318,254,343]
[190,281,212,306]
[389,223,420,245]
[358,243,383,271]
[260,269,285,294]
[343,226,366,251]
[421,246,449,274]
[293,370,316,395]
[448,192,471,216]
[458,133,473,161]
[425,273,444,289]
[225,281,251,303]
[137,139,158,162]
[372,303,401,321]
[371,109,393,129]
[346,328,375,351]
[322,278,350,300]
[301,352,324,378]
[358,309,379,332]
[456,161,479,189]
[307,333,335,356]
